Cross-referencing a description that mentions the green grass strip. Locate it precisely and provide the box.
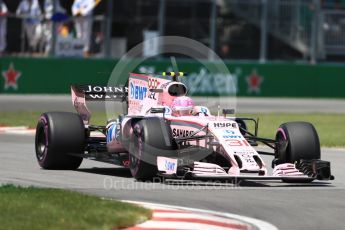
[1,111,344,147]
[237,113,345,147]
[0,184,151,230]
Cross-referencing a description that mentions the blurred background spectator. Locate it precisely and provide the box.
[16,0,42,53]
[0,0,7,55]
[2,0,345,62]
[42,0,67,54]
[72,0,98,56]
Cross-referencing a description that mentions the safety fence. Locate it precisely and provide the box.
[322,9,345,55]
[225,0,316,57]
[222,0,345,60]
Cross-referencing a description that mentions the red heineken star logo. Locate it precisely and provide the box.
[2,63,21,90]
[246,69,263,94]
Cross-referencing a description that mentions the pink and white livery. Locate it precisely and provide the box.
[35,72,334,183]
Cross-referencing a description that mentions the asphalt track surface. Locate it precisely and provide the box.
[2,95,345,113]
[1,96,345,230]
[0,133,344,230]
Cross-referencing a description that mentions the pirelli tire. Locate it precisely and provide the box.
[35,112,85,170]
[129,117,177,181]
[275,121,321,164]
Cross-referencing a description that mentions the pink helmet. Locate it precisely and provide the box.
[171,96,194,116]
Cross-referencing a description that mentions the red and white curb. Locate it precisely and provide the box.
[123,201,278,230]
[0,126,35,135]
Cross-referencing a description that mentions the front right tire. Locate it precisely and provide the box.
[129,117,177,181]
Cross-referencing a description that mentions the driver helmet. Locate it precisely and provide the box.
[171,96,194,116]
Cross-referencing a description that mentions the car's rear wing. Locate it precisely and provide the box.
[71,85,128,101]
[71,85,128,124]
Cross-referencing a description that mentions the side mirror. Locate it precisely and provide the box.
[150,107,166,114]
[222,109,235,116]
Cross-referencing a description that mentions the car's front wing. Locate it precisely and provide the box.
[157,157,334,182]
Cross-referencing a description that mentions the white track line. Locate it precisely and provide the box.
[0,126,35,135]
[0,127,104,137]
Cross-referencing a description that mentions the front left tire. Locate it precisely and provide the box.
[35,112,85,169]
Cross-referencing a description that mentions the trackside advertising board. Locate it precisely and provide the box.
[1,57,345,98]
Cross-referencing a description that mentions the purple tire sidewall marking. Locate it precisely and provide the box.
[277,128,287,140]
[38,115,49,164]
[132,123,142,176]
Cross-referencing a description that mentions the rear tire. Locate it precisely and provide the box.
[129,117,177,181]
[35,112,85,169]
[275,122,320,164]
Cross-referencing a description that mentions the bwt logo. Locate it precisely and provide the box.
[130,82,148,100]
[201,107,208,113]
[224,130,235,134]
[165,161,176,171]
[223,135,242,139]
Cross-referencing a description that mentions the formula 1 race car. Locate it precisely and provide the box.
[35,72,334,183]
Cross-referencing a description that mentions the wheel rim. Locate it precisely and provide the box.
[275,130,288,163]
[36,126,47,161]
[129,153,139,169]
[130,124,143,175]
